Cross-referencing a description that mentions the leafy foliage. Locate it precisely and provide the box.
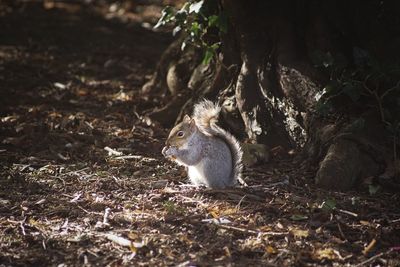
[313,48,400,148]
[155,0,227,65]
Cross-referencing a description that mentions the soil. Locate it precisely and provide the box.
[0,1,399,266]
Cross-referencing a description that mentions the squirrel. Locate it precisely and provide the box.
[162,99,243,189]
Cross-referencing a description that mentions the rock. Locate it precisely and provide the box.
[241,143,270,167]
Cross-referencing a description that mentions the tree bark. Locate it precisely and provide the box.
[143,0,400,190]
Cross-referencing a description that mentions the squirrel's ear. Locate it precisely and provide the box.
[189,118,196,129]
[183,114,191,123]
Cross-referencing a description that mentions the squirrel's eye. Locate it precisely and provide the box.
[177,131,184,137]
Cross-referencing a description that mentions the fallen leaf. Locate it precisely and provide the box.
[314,248,338,260]
[290,228,309,238]
[266,245,277,254]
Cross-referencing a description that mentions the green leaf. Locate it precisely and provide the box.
[216,11,228,33]
[154,6,174,29]
[290,214,308,221]
[202,48,214,65]
[311,50,334,68]
[163,200,176,213]
[342,83,362,102]
[315,101,332,116]
[189,0,204,14]
[324,80,341,95]
[321,198,336,211]
[181,40,187,51]
[207,13,228,33]
[172,25,182,36]
[369,184,381,195]
[208,15,219,27]
[174,9,188,23]
[190,22,201,37]
[210,42,220,50]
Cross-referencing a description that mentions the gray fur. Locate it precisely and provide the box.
[163,99,243,189]
[193,99,243,184]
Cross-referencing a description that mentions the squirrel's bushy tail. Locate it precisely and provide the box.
[193,99,243,182]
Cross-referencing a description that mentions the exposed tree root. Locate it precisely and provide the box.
[142,0,398,190]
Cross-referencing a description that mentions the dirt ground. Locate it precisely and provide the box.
[0,1,400,266]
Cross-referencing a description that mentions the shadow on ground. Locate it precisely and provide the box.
[0,1,399,266]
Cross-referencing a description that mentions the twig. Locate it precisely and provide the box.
[217,224,258,234]
[355,249,392,267]
[104,146,123,156]
[235,195,246,211]
[103,208,111,225]
[20,219,26,236]
[114,155,157,161]
[216,224,288,237]
[390,218,400,223]
[336,208,358,217]
[103,233,145,248]
[363,238,377,255]
[104,233,132,247]
[337,222,346,241]
[76,205,102,215]
[380,80,400,99]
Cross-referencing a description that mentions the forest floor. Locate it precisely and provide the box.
[1,1,400,266]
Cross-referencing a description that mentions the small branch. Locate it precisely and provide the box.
[103,208,111,225]
[355,249,392,267]
[216,224,288,236]
[380,81,400,100]
[104,233,132,247]
[20,219,26,236]
[363,238,377,255]
[235,195,247,210]
[114,155,157,162]
[337,222,346,241]
[336,208,358,218]
[104,146,123,156]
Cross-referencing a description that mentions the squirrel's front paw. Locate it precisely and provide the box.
[162,146,177,160]
[162,146,169,157]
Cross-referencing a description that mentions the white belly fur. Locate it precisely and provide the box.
[188,166,204,186]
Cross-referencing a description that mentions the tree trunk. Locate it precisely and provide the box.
[143,0,400,190]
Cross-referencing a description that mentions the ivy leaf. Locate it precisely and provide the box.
[189,0,204,14]
[172,25,182,36]
[342,83,362,102]
[315,101,332,116]
[202,48,214,65]
[154,6,174,29]
[190,22,201,37]
[311,50,334,68]
[181,39,188,51]
[207,13,228,33]
[174,8,188,23]
[369,185,381,195]
[216,11,228,33]
[210,42,220,50]
[324,80,341,95]
[321,198,336,211]
[208,15,219,27]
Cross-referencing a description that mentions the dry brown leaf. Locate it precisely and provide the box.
[290,228,309,238]
[265,245,277,254]
[314,248,338,260]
